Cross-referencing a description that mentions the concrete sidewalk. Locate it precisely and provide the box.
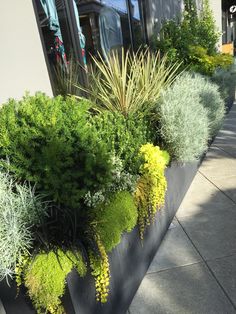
[129,104,236,314]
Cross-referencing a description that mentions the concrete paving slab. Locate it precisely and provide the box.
[147,220,202,274]
[177,172,235,218]
[179,206,236,260]
[207,254,236,308]
[208,176,236,203]
[129,263,236,314]
[199,147,236,180]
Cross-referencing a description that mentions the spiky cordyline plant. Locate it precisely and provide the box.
[0,171,48,282]
[76,49,182,116]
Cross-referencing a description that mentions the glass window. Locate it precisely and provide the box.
[130,0,144,50]
[77,0,132,61]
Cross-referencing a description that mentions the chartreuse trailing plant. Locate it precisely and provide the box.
[0,93,112,212]
[77,49,181,116]
[156,73,209,162]
[0,171,47,282]
[89,191,138,303]
[16,249,86,314]
[135,144,169,239]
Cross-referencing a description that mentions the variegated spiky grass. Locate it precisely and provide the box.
[75,49,182,116]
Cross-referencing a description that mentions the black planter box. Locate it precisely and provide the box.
[0,161,199,314]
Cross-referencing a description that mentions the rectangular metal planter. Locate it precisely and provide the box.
[0,161,199,314]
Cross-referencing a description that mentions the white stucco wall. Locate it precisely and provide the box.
[209,0,222,50]
[0,0,53,105]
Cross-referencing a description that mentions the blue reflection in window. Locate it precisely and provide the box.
[130,0,140,20]
[101,0,128,14]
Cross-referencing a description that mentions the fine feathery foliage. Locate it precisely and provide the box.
[21,250,86,314]
[0,171,47,281]
[156,73,209,162]
[76,49,181,116]
[182,73,225,136]
[212,68,236,106]
[135,144,169,239]
[0,93,113,211]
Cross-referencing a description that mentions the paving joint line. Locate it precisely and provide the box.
[145,260,203,276]
[212,144,236,159]
[176,217,236,311]
[198,170,236,207]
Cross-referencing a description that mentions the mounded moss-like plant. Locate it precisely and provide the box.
[0,171,47,281]
[156,73,209,162]
[135,144,169,239]
[22,249,86,314]
[89,191,138,303]
[92,191,138,252]
[182,73,225,136]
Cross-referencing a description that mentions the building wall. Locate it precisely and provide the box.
[0,0,53,105]
[146,0,222,50]
[145,0,183,40]
[209,0,222,50]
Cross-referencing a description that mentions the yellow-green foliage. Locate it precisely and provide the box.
[23,250,86,314]
[89,235,110,304]
[92,191,138,252]
[90,191,138,303]
[135,144,170,239]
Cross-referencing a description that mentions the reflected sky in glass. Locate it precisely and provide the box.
[102,0,127,14]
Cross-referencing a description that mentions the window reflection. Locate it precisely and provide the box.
[130,0,143,49]
[77,0,132,62]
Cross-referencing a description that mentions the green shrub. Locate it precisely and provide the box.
[91,191,138,252]
[0,93,112,211]
[23,249,86,314]
[0,171,47,281]
[154,0,225,75]
[189,46,233,76]
[91,111,152,174]
[135,144,169,239]
[183,73,225,136]
[156,73,209,162]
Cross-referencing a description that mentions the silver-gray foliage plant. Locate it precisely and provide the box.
[0,171,48,282]
[84,155,138,208]
[185,73,225,137]
[157,72,210,162]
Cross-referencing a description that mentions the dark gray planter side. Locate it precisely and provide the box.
[0,161,199,314]
[66,161,199,314]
